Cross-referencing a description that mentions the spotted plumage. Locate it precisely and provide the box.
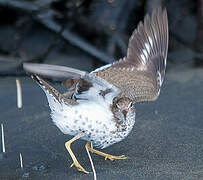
[23,8,168,174]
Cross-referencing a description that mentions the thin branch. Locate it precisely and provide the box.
[19,153,24,169]
[86,142,97,180]
[16,79,22,108]
[1,124,6,153]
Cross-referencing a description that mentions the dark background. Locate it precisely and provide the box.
[0,0,203,74]
[0,0,203,180]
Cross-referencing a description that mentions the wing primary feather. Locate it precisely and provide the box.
[23,63,87,79]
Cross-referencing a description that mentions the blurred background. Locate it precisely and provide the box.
[0,0,202,75]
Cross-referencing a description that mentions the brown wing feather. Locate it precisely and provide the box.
[93,8,168,102]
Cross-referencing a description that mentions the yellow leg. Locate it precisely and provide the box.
[85,142,127,161]
[65,133,89,174]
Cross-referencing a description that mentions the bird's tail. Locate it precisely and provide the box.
[31,74,78,108]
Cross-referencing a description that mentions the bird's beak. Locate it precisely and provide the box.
[122,110,127,119]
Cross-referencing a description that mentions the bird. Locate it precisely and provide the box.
[23,8,168,174]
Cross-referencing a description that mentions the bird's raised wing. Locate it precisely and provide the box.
[23,8,168,103]
[92,8,168,102]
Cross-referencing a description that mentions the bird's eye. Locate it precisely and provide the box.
[128,102,133,109]
[116,103,120,109]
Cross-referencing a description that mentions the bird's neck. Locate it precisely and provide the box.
[116,112,136,133]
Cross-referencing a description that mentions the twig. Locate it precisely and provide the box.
[16,79,22,108]
[85,142,97,180]
[1,124,6,153]
[19,153,24,169]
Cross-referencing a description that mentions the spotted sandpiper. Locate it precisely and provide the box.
[24,8,168,174]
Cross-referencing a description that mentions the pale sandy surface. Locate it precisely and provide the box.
[0,64,203,180]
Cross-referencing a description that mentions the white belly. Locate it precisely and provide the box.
[50,101,121,148]
[44,88,134,149]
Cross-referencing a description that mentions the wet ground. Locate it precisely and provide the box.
[0,62,203,180]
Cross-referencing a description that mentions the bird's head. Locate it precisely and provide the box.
[111,96,135,124]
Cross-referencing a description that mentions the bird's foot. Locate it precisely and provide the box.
[65,133,88,174]
[70,161,89,174]
[86,141,127,161]
[104,154,127,161]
